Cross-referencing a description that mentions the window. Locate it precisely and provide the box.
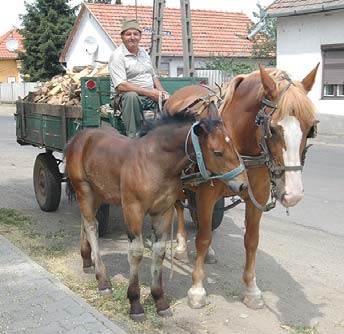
[322,44,344,99]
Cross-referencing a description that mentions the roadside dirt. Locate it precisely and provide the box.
[1,105,343,334]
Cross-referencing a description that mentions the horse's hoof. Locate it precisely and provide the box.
[187,287,207,309]
[174,249,190,263]
[99,287,112,296]
[243,294,265,310]
[130,313,145,322]
[158,307,172,317]
[205,248,217,264]
[83,265,94,274]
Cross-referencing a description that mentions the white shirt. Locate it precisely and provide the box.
[108,44,157,90]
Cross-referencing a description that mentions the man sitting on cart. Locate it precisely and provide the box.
[108,19,169,138]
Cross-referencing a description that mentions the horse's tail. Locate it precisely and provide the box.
[65,175,77,203]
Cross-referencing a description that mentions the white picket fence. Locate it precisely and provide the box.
[0,82,40,103]
[194,69,232,87]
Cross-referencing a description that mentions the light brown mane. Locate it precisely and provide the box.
[220,68,316,124]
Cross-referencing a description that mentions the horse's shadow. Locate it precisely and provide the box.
[99,205,323,327]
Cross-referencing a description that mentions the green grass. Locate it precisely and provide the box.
[0,208,70,258]
[281,324,320,334]
[0,207,176,333]
[0,208,31,226]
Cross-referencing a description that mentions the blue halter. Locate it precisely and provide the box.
[189,121,245,181]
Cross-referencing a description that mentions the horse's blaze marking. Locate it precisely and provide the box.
[278,115,303,195]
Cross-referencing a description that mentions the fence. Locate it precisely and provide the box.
[194,70,232,87]
[0,82,40,103]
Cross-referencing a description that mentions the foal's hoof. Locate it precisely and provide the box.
[130,313,145,322]
[204,248,217,264]
[187,287,207,309]
[158,307,172,318]
[243,294,265,310]
[99,287,112,296]
[174,249,190,263]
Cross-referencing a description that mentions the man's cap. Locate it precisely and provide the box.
[121,19,142,34]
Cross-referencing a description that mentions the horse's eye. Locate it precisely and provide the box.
[270,126,276,135]
[307,125,317,139]
[214,151,223,157]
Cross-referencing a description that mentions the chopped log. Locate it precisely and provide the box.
[23,64,110,106]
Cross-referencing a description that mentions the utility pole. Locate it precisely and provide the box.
[150,0,166,74]
[180,0,194,77]
[150,0,194,77]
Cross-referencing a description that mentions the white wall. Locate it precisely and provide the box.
[276,9,344,116]
[64,9,116,69]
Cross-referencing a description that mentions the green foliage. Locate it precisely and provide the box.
[249,3,276,59]
[18,0,76,81]
[204,56,256,76]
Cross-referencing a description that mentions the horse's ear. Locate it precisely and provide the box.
[259,64,278,100]
[207,101,220,121]
[301,63,319,93]
[193,121,207,137]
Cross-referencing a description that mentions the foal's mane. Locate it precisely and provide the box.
[139,110,221,137]
[220,68,316,123]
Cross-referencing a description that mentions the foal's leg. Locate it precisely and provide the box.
[150,207,174,317]
[77,183,111,294]
[174,200,189,263]
[188,188,217,308]
[124,205,145,321]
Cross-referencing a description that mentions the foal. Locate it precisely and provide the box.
[65,106,246,320]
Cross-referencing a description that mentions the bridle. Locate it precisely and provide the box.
[180,97,245,186]
[184,120,244,182]
[243,75,317,211]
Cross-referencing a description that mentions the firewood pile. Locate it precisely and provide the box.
[24,64,109,106]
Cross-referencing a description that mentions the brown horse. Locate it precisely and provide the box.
[65,104,246,321]
[164,64,319,309]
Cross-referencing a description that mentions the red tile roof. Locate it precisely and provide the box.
[0,29,24,59]
[65,3,254,58]
[267,0,344,17]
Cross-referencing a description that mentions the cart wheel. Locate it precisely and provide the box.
[33,153,61,212]
[96,204,110,237]
[187,191,225,231]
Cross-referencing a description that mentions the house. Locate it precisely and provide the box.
[267,0,344,135]
[60,3,273,77]
[0,29,24,83]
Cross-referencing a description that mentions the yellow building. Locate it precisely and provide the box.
[0,29,24,83]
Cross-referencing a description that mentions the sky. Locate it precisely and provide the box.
[0,0,274,36]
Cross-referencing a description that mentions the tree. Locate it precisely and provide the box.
[18,0,76,81]
[249,3,276,60]
[204,56,255,76]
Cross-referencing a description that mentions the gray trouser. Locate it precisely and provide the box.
[121,92,157,138]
